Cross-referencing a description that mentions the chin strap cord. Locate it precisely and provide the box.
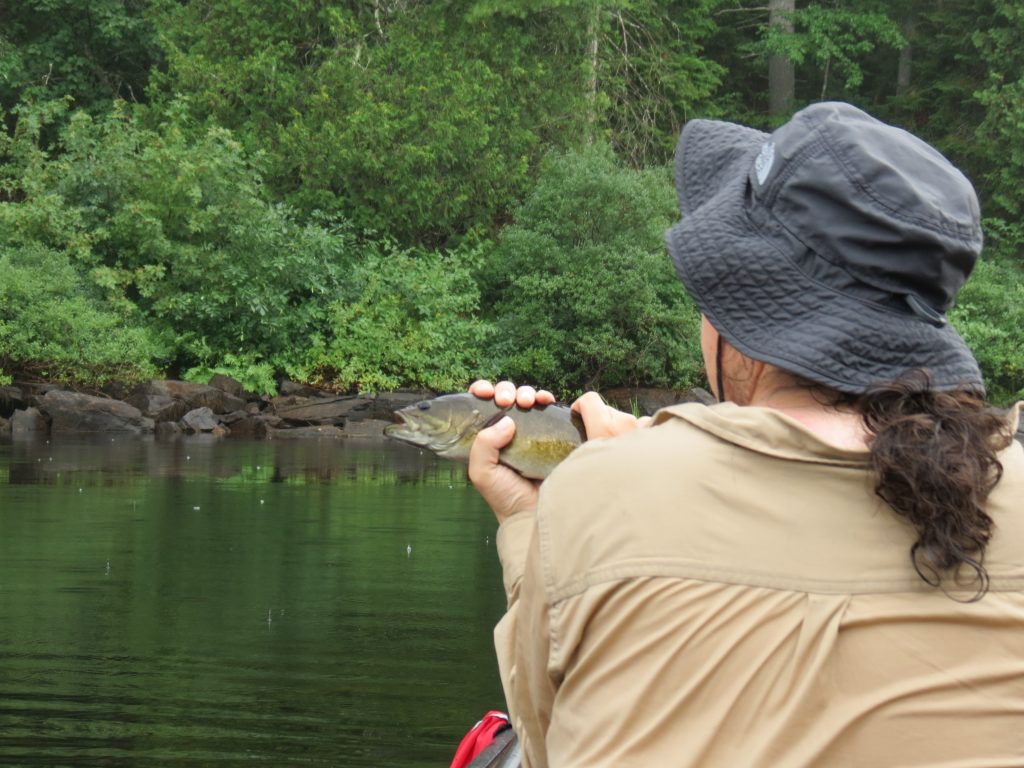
[716,334,727,404]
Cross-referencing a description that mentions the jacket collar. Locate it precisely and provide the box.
[654,401,870,466]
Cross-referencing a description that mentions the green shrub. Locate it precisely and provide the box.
[0,244,160,387]
[302,241,494,393]
[149,2,582,246]
[973,1,1024,221]
[182,353,278,399]
[483,146,704,394]
[2,101,354,392]
[950,254,1024,406]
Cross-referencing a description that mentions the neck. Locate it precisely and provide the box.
[746,379,870,451]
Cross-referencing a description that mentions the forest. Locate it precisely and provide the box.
[1,0,1022,404]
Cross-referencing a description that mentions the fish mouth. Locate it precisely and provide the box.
[389,410,414,426]
[384,410,434,447]
[384,410,416,435]
[383,409,464,452]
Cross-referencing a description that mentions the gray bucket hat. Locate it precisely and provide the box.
[665,101,985,394]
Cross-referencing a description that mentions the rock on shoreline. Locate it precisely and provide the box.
[0,377,430,440]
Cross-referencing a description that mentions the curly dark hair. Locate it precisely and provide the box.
[852,370,1014,600]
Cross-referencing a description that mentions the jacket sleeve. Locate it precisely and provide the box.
[494,509,558,768]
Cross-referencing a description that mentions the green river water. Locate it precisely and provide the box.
[0,434,508,767]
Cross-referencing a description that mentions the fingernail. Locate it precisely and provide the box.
[495,416,514,432]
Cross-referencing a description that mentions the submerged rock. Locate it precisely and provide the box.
[155,421,183,440]
[224,415,270,439]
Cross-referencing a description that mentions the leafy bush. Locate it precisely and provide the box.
[483,146,704,394]
[2,101,354,392]
[302,242,494,393]
[2,99,500,395]
[950,254,1024,406]
[0,244,160,387]
[182,352,278,400]
[149,1,583,246]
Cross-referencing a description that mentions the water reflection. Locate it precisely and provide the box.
[0,435,506,767]
[4,433,464,487]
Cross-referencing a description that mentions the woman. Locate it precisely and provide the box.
[467,103,1024,767]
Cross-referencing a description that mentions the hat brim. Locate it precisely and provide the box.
[666,120,984,394]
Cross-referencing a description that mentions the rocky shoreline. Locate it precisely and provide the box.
[2,378,1019,445]
[0,377,718,441]
[0,376,429,440]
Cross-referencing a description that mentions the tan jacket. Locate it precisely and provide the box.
[494,402,1024,768]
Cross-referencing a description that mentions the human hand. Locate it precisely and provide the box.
[571,391,651,440]
[466,380,554,524]
[467,414,541,524]
[469,380,649,440]
[468,379,556,409]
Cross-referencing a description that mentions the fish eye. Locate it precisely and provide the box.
[417,401,431,410]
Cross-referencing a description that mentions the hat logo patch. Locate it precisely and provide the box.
[754,141,775,186]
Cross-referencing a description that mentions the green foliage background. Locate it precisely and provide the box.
[482,147,701,393]
[0,0,1021,403]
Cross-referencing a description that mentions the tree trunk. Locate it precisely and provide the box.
[768,0,795,117]
[586,1,601,144]
[897,17,916,95]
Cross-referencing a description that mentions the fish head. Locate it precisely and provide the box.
[383,394,496,457]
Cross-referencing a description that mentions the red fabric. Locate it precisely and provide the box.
[449,710,511,768]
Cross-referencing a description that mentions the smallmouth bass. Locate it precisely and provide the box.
[384,393,586,479]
